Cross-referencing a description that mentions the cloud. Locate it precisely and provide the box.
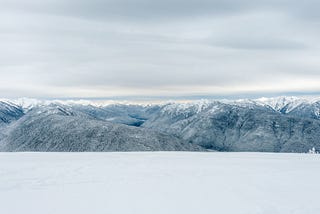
[2,0,320,21]
[0,0,320,98]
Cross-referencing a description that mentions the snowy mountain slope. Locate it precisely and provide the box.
[285,101,320,120]
[0,101,24,126]
[0,105,202,152]
[71,104,157,127]
[1,96,320,152]
[0,101,24,141]
[255,96,306,113]
[254,96,320,119]
[143,101,320,152]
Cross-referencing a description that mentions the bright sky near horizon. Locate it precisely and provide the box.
[1,0,320,98]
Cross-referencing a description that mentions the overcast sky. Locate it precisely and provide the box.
[1,0,320,98]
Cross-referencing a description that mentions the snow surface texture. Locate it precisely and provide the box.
[0,152,319,214]
[1,96,320,152]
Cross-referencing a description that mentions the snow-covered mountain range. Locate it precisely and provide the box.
[1,96,320,152]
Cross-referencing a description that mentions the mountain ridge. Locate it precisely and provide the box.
[1,96,320,152]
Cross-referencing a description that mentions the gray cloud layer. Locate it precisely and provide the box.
[1,0,320,98]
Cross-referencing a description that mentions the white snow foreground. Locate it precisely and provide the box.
[0,152,319,214]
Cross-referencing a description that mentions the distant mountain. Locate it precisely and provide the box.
[1,96,320,153]
[71,104,157,127]
[142,100,320,152]
[0,101,24,126]
[0,104,201,152]
[255,96,306,113]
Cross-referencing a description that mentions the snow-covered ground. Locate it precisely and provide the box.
[0,152,319,214]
